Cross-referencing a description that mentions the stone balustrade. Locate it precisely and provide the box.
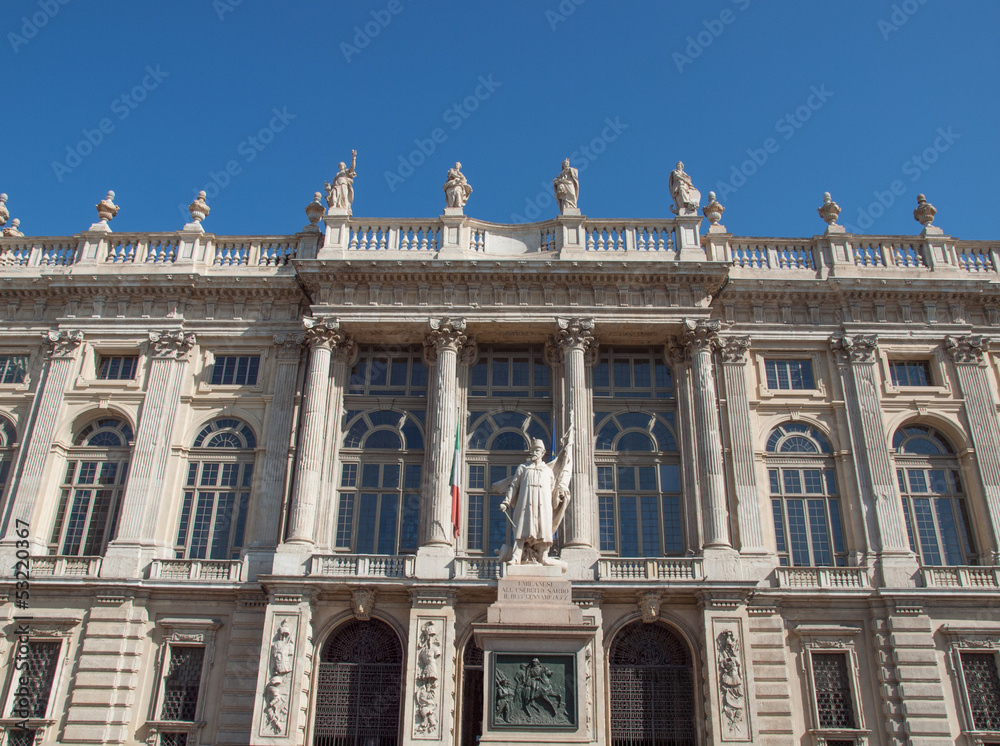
[308,553,415,578]
[148,558,244,581]
[775,566,871,589]
[596,557,705,581]
[31,555,103,578]
[922,565,1000,588]
[453,557,503,580]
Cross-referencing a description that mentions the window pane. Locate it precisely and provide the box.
[355,493,378,554]
[618,496,639,557]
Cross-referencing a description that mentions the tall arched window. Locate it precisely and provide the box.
[608,621,696,745]
[336,409,423,554]
[313,619,403,745]
[0,416,17,508]
[50,417,133,556]
[175,418,256,560]
[459,637,484,746]
[893,424,974,566]
[766,423,846,567]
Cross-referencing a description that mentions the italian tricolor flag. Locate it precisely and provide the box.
[450,424,461,538]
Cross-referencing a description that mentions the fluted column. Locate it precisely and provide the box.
[286,317,353,544]
[3,330,83,551]
[831,333,914,584]
[420,318,468,549]
[683,319,731,548]
[250,334,303,551]
[554,318,597,550]
[945,335,1000,562]
[719,336,767,553]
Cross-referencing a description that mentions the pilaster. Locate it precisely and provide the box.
[103,329,195,579]
[2,329,83,553]
[699,593,756,744]
[217,592,269,745]
[417,318,469,578]
[401,588,456,746]
[945,334,1000,562]
[830,334,917,587]
[553,317,599,578]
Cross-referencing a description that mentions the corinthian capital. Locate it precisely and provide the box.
[425,318,468,358]
[830,333,878,363]
[945,335,990,365]
[719,336,751,363]
[274,333,305,360]
[44,329,84,358]
[555,317,596,351]
[302,316,347,350]
[149,330,196,359]
[681,318,721,351]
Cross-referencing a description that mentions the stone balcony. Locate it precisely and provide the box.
[775,566,872,589]
[921,565,1000,588]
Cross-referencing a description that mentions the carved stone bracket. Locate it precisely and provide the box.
[424,317,467,363]
[681,318,721,351]
[274,333,305,360]
[719,336,750,363]
[638,591,662,623]
[303,315,347,350]
[830,333,878,364]
[555,317,596,352]
[945,334,990,365]
[44,329,84,358]
[351,587,377,621]
[149,330,196,359]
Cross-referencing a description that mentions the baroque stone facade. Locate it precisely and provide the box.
[0,193,999,745]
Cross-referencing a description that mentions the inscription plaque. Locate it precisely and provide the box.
[497,578,572,605]
[490,653,576,730]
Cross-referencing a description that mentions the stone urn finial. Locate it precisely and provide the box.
[3,218,22,237]
[703,191,725,225]
[188,190,210,224]
[0,194,8,227]
[818,192,841,225]
[913,193,936,227]
[305,192,324,226]
[96,190,120,224]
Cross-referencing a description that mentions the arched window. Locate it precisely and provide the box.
[595,411,681,557]
[766,423,846,567]
[465,409,551,555]
[608,621,696,744]
[313,619,402,745]
[0,416,17,507]
[337,409,423,554]
[459,637,484,746]
[893,424,974,565]
[50,417,133,556]
[175,418,256,560]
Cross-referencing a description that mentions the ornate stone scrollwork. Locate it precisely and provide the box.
[424,317,467,363]
[303,316,348,350]
[555,317,596,352]
[44,329,84,358]
[638,592,662,623]
[413,620,442,737]
[681,318,721,351]
[830,333,878,364]
[945,334,990,364]
[351,587,377,621]
[149,330,196,359]
[719,336,750,363]
[262,618,295,735]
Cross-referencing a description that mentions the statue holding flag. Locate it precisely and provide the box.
[497,416,574,568]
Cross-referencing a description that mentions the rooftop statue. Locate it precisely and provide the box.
[669,161,701,216]
[552,158,580,214]
[325,150,357,212]
[497,417,574,568]
[443,162,473,209]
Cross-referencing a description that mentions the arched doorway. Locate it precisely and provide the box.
[608,621,696,745]
[313,619,403,746]
[459,637,484,746]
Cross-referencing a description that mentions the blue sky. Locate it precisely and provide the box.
[4,0,998,239]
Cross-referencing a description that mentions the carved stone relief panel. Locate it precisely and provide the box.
[713,619,750,742]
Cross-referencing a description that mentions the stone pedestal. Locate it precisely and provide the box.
[473,565,598,745]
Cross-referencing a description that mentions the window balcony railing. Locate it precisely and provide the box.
[308,554,414,578]
[453,557,502,580]
[596,557,704,581]
[148,558,243,582]
[29,555,102,578]
[775,566,871,589]
[922,565,1000,588]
